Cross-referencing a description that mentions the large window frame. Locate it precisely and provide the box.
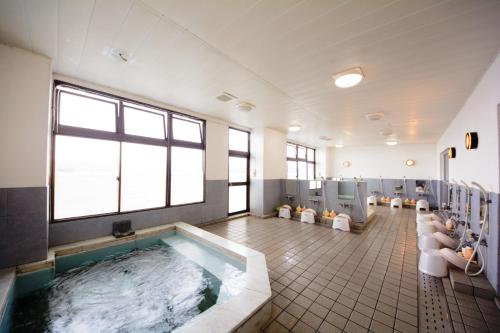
[50,81,206,222]
[287,142,316,180]
[228,128,250,215]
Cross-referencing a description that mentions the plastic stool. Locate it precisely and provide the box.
[367,195,377,206]
[278,208,291,219]
[332,216,350,231]
[391,198,402,208]
[418,235,440,251]
[416,200,429,212]
[419,249,448,277]
[300,211,315,224]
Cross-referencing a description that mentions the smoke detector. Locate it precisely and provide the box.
[235,101,254,112]
[110,48,131,63]
[365,112,384,121]
[216,92,238,102]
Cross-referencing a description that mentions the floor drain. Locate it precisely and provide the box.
[418,272,453,333]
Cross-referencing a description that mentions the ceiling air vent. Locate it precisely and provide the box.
[216,92,237,102]
[365,112,384,121]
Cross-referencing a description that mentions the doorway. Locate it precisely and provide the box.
[228,128,250,215]
[440,149,449,181]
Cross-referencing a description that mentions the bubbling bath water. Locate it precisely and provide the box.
[12,244,227,333]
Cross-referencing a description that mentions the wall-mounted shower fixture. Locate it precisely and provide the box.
[465,132,478,150]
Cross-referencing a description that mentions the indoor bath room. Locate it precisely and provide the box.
[1,1,500,332]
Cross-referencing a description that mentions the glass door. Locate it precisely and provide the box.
[228,128,250,214]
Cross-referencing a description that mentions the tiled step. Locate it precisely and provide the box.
[449,267,496,299]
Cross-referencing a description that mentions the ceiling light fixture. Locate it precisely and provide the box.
[288,124,301,132]
[386,140,398,146]
[333,67,364,88]
[335,144,344,148]
[405,159,415,166]
[342,161,351,167]
[319,136,332,141]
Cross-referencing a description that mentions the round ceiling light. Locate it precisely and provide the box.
[288,124,301,132]
[386,140,398,146]
[405,159,415,166]
[342,161,351,167]
[335,144,344,148]
[333,67,364,88]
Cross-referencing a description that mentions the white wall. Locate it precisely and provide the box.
[0,44,52,188]
[263,128,286,179]
[437,53,500,192]
[205,121,228,180]
[330,144,437,179]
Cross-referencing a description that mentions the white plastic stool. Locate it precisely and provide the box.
[332,216,350,231]
[416,212,433,224]
[419,249,448,277]
[367,195,377,206]
[390,197,402,208]
[417,220,435,236]
[418,235,440,251]
[279,208,291,219]
[416,199,429,212]
[300,211,315,224]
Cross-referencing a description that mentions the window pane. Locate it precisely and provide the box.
[229,185,247,213]
[124,107,165,139]
[307,148,315,162]
[59,92,116,132]
[298,161,307,179]
[120,143,167,211]
[287,161,297,179]
[229,156,247,183]
[171,147,204,205]
[229,129,249,152]
[172,116,202,143]
[54,136,119,219]
[297,146,306,159]
[287,144,296,158]
[308,163,315,180]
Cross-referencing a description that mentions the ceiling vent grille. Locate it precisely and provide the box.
[216,92,237,102]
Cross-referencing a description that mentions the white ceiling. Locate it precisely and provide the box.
[1,0,500,147]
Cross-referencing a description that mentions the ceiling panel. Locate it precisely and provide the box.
[1,0,499,147]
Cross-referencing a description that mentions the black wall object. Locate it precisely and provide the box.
[447,147,456,159]
[465,132,478,150]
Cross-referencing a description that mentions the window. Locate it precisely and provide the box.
[170,147,204,205]
[120,143,167,212]
[54,136,119,219]
[52,82,206,221]
[228,128,250,215]
[286,142,316,180]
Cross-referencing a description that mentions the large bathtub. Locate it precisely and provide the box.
[0,222,271,333]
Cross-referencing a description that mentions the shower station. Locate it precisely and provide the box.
[416,180,495,298]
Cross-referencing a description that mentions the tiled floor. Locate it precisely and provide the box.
[203,206,500,332]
